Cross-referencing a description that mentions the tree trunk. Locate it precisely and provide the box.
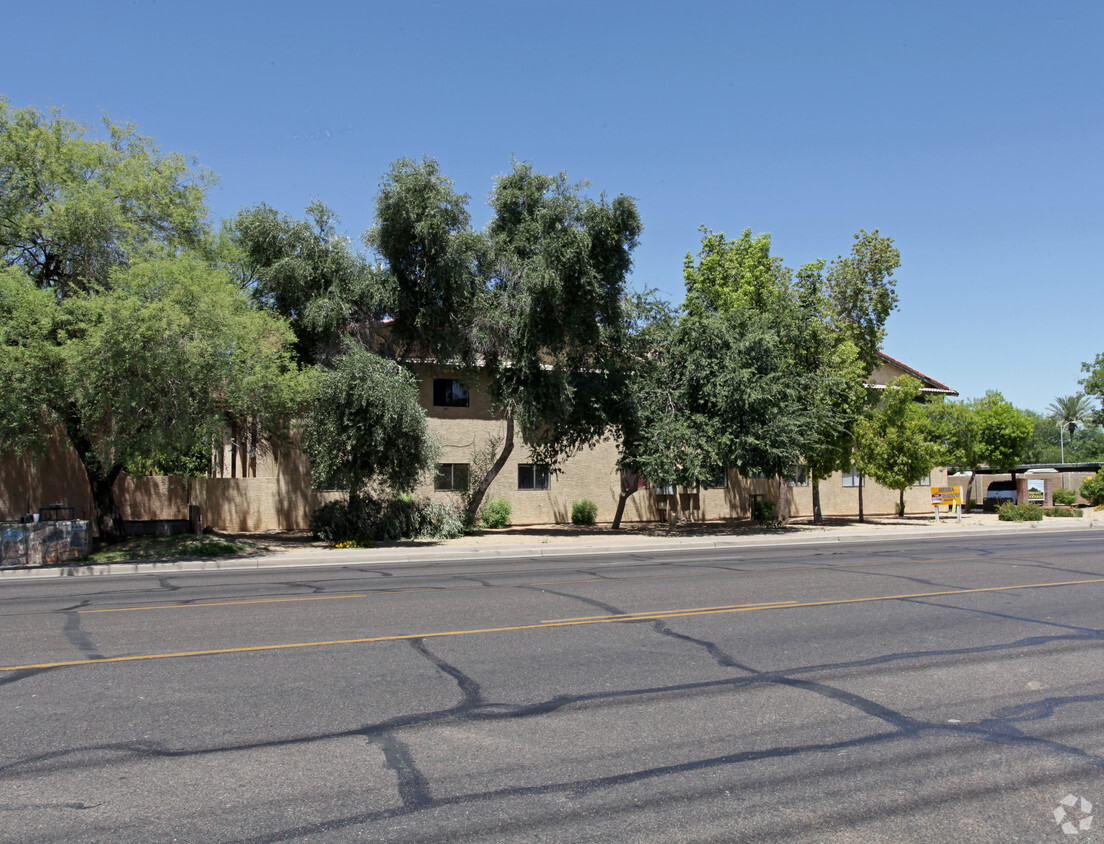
[858,473,865,523]
[899,487,905,516]
[812,480,823,525]
[776,475,790,522]
[463,411,515,528]
[611,471,642,530]
[62,406,125,541]
[89,464,125,540]
[61,408,124,541]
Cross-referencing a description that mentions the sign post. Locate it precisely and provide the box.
[931,486,963,523]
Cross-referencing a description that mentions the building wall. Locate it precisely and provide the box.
[3,365,958,532]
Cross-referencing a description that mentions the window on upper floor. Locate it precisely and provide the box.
[435,463,470,491]
[517,464,550,490]
[433,379,469,408]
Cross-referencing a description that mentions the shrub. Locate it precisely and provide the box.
[571,498,599,526]
[481,498,512,529]
[1043,507,1083,518]
[752,497,778,524]
[997,502,1043,522]
[1081,469,1104,506]
[310,495,464,543]
[1051,487,1078,506]
[310,497,382,543]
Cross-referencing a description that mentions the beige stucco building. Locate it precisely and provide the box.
[1,353,960,532]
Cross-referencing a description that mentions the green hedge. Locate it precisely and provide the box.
[1043,506,1083,518]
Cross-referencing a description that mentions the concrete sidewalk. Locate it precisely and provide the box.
[2,510,1098,580]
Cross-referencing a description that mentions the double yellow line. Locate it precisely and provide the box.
[4,577,1102,672]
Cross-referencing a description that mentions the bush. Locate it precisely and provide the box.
[997,502,1043,522]
[1051,487,1078,506]
[310,497,383,543]
[752,497,778,523]
[571,498,599,526]
[310,495,464,544]
[481,498,512,529]
[1081,469,1104,506]
[1043,507,1083,518]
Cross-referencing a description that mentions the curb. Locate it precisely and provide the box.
[1,517,1096,581]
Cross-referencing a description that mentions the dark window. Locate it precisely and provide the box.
[702,469,728,489]
[433,379,469,407]
[435,463,470,491]
[654,483,676,496]
[517,464,550,490]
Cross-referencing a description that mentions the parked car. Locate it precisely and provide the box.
[983,480,1018,510]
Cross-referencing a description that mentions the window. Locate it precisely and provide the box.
[654,483,676,496]
[433,379,469,408]
[788,464,808,487]
[435,463,469,491]
[517,464,550,490]
[912,475,931,487]
[842,466,864,487]
[702,469,728,489]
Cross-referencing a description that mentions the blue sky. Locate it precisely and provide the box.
[4,0,1101,414]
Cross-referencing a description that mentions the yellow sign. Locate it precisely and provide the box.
[931,486,962,506]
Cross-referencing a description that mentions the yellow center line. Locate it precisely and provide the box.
[2,552,1049,619]
[544,600,802,622]
[4,576,1103,673]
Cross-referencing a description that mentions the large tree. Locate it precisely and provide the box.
[671,226,900,523]
[0,257,309,538]
[0,100,307,538]
[0,98,213,294]
[854,376,943,515]
[368,158,643,527]
[617,308,811,519]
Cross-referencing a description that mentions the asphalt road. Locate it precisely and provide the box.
[2,530,1103,842]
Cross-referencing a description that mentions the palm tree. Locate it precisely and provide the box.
[1045,393,1093,463]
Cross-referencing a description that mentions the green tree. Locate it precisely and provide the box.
[301,342,437,505]
[939,390,1032,474]
[1046,393,1094,463]
[366,157,485,367]
[824,229,901,372]
[0,98,213,296]
[674,227,900,523]
[682,227,790,316]
[1081,354,1104,426]
[854,376,943,515]
[0,257,309,538]
[232,201,378,364]
[368,158,643,528]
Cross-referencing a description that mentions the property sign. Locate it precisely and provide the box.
[1027,479,1045,503]
[931,486,962,506]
